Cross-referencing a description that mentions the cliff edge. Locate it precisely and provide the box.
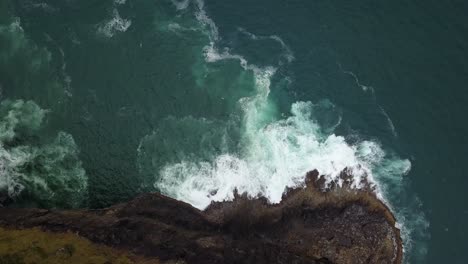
[0,170,402,264]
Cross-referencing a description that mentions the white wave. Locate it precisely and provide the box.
[155,29,383,209]
[158,101,384,209]
[114,0,127,5]
[149,0,388,210]
[155,34,386,209]
[97,9,132,38]
[146,2,426,259]
[0,145,28,197]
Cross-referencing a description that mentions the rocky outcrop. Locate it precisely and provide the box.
[0,170,402,264]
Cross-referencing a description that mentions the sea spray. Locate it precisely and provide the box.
[141,0,374,208]
[134,1,430,261]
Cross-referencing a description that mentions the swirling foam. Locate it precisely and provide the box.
[155,0,380,209]
[146,1,427,260]
[0,99,87,208]
[156,101,386,209]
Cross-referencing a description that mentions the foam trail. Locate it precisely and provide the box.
[0,99,87,208]
[194,0,219,41]
[154,14,381,209]
[59,47,73,98]
[97,8,131,38]
[155,41,385,208]
[166,22,199,34]
[340,66,373,92]
[339,64,398,137]
[155,0,380,209]
[238,27,295,63]
[43,31,73,99]
[153,2,426,260]
[379,106,398,137]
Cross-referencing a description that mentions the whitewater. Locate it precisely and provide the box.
[0,0,430,261]
[133,2,433,261]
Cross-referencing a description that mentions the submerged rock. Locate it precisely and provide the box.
[0,170,402,264]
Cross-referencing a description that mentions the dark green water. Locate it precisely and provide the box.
[1,0,468,262]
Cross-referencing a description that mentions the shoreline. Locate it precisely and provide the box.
[0,170,403,264]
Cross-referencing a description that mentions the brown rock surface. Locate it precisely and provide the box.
[0,170,402,264]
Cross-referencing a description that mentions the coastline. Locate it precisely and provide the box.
[0,170,402,264]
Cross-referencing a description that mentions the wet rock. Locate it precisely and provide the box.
[0,170,402,264]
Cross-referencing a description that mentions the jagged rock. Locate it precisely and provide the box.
[0,170,402,264]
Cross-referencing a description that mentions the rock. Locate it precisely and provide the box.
[0,170,402,264]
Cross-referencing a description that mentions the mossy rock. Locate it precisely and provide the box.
[0,227,159,264]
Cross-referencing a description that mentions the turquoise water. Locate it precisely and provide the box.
[1,0,468,262]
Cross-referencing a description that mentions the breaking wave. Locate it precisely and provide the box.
[137,0,428,261]
[137,0,402,211]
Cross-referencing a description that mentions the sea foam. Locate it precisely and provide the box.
[238,27,295,64]
[155,0,381,209]
[146,1,427,260]
[155,32,385,208]
[0,99,87,208]
[97,9,131,38]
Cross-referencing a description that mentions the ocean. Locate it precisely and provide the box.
[1,0,468,262]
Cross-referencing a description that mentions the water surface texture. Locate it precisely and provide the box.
[1,0,468,263]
